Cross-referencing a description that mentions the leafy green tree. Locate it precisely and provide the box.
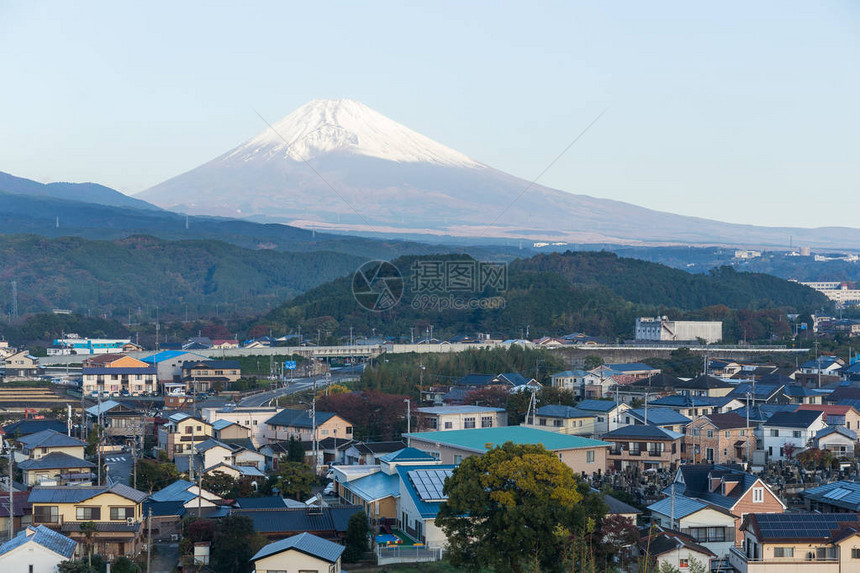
[80,521,97,569]
[583,355,604,369]
[436,442,605,573]
[111,556,139,573]
[135,458,179,493]
[210,515,267,573]
[58,556,107,573]
[276,461,315,501]
[287,436,305,463]
[202,470,236,498]
[343,511,369,562]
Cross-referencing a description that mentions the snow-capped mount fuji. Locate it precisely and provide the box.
[139,99,860,248]
[229,98,480,168]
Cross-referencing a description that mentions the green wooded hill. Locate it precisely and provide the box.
[0,234,365,318]
[262,251,831,342]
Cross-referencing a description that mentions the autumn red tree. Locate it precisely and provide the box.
[317,391,407,440]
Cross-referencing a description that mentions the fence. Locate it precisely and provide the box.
[376,545,444,565]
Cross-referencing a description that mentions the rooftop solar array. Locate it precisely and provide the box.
[754,513,860,540]
[407,469,452,501]
[824,487,851,501]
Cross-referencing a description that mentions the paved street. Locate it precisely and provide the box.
[103,453,134,487]
[239,366,363,407]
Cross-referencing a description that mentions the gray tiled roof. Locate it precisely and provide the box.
[18,430,86,449]
[252,532,345,563]
[18,452,96,471]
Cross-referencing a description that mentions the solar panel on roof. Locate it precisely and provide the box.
[824,487,851,500]
[408,469,452,501]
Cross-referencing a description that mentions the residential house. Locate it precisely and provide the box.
[602,425,682,472]
[157,413,213,461]
[670,464,785,544]
[3,351,40,379]
[728,513,860,573]
[782,384,827,404]
[0,492,32,537]
[342,441,407,466]
[416,406,507,432]
[708,360,744,378]
[396,464,456,547]
[181,360,241,393]
[627,407,691,434]
[85,401,145,440]
[2,420,67,439]
[762,410,827,461]
[202,462,266,481]
[521,405,597,436]
[231,505,363,542]
[685,413,756,465]
[575,400,631,436]
[18,454,96,487]
[675,375,734,398]
[81,354,157,396]
[800,355,845,376]
[16,430,86,461]
[442,372,540,404]
[648,495,735,559]
[0,525,77,572]
[211,419,251,442]
[550,369,614,399]
[614,373,684,403]
[594,363,661,385]
[639,528,716,573]
[196,438,266,473]
[265,409,353,444]
[210,339,240,349]
[406,426,610,476]
[148,479,224,514]
[814,425,858,457]
[261,437,353,472]
[796,404,860,431]
[801,480,860,513]
[601,490,642,525]
[251,532,344,573]
[646,395,743,418]
[204,406,280,448]
[29,483,148,558]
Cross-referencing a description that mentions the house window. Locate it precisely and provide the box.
[852,548,860,559]
[110,507,134,520]
[464,417,476,429]
[76,506,101,520]
[725,431,731,438]
[706,430,714,438]
[539,418,547,426]
[679,559,689,568]
[453,454,463,464]
[793,430,801,438]
[346,427,353,434]
[481,416,493,428]
[774,547,794,558]
[444,421,452,429]
[184,427,192,434]
[770,429,779,437]
[174,445,184,453]
[586,450,595,463]
[34,506,59,523]
[752,487,764,503]
[597,417,604,422]
[740,429,746,436]
[554,420,563,427]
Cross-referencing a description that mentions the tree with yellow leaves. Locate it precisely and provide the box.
[435,442,606,573]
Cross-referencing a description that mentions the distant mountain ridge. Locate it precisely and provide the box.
[0,170,160,211]
[139,98,860,249]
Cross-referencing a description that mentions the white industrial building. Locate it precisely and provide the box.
[635,317,722,344]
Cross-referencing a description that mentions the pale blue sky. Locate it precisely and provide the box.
[1,1,857,227]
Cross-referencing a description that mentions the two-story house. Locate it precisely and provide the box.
[157,413,213,461]
[646,395,744,419]
[796,404,860,431]
[82,354,157,397]
[265,409,353,444]
[675,375,735,398]
[521,405,597,436]
[17,430,86,460]
[416,406,507,432]
[670,464,785,545]
[180,360,242,393]
[550,369,614,399]
[29,483,148,558]
[600,424,683,472]
[3,351,40,379]
[648,494,736,559]
[626,407,691,434]
[762,410,827,461]
[575,400,631,436]
[685,412,756,465]
[729,513,860,573]
[85,400,145,441]
[204,406,280,448]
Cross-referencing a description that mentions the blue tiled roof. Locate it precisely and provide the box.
[802,480,860,511]
[142,500,187,517]
[536,405,596,419]
[604,363,657,372]
[18,452,96,471]
[628,408,691,426]
[344,471,400,502]
[2,419,68,437]
[0,525,76,558]
[576,400,620,412]
[18,429,86,449]
[252,532,345,563]
[234,497,289,509]
[149,479,196,503]
[29,483,146,504]
[379,447,436,463]
[648,495,708,519]
[396,464,456,519]
[602,425,683,441]
[816,425,857,440]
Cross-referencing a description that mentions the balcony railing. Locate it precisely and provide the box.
[730,546,839,564]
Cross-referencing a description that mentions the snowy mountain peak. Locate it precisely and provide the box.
[227,98,481,168]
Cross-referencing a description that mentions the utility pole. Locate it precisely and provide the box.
[405,399,411,434]
[312,378,318,476]
[146,508,152,573]
[7,439,14,541]
[97,391,103,486]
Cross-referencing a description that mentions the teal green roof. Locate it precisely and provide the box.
[405,426,610,453]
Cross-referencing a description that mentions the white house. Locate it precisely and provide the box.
[762,410,827,461]
[575,400,631,436]
[648,494,736,558]
[0,526,77,572]
[251,532,344,573]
